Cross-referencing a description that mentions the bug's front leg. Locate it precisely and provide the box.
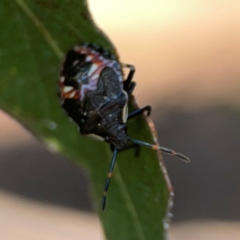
[127,105,152,120]
[121,63,136,95]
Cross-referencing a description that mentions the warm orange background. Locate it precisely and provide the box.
[89,0,240,107]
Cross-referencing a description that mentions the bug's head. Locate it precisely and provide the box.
[106,124,128,150]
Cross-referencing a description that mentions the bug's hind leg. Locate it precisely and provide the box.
[102,148,118,210]
[128,137,190,162]
[127,105,152,120]
[122,63,136,94]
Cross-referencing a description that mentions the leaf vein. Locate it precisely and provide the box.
[15,0,64,60]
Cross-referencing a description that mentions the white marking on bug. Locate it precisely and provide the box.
[109,114,112,118]
[63,86,74,93]
[83,112,87,115]
[122,92,129,123]
[88,64,98,77]
[60,76,65,82]
[69,91,76,98]
[86,55,93,61]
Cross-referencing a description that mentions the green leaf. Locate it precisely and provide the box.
[0,1,173,239]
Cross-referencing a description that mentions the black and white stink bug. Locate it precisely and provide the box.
[59,43,190,210]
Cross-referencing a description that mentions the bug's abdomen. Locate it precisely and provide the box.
[59,44,127,139]
[59,45,123,104]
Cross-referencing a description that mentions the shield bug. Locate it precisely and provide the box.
[59,43,190,210]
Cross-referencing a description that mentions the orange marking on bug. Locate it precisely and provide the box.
[152,145,159,150]
[108,173,113,178]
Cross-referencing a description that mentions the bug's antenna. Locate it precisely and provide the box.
[128,137,190,162]
[102,148,118,211]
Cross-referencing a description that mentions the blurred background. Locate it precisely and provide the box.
[1,0,240,239]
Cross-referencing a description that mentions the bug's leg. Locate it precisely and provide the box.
[102,148,118,211]
[122,63,135,86]
[126,82,136,96]
[127,105,152,120]
[128,137,190,162]
[122,63,136,93]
